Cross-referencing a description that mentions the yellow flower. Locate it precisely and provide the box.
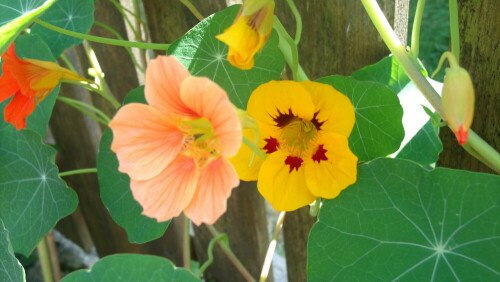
[231,81,358,211]
[216,0,275,70]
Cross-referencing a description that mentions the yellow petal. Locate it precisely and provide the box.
[304,133,358,199]
[299,81,355,137]
[258,150,315,211]
[247,80,315,128]
[229,128,265,181]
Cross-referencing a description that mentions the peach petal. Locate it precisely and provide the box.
[145,56,196,117]
[131,154,199,222]
[180,76,242,157]
[109,103,184,180]
[184,158,239,225]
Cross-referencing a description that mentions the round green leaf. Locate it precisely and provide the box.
[31,0,94,57]
[97,87,170,244]
[168,4,284,109]
[352,55,410,94]
[0,0,57,54]
[396,120,443,166]
[0,125,78,256]
[0,220,25,282]
[308,158,500,281]
[62,254,199,282]
[317,76,405,161]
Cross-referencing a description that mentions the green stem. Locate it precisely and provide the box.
[59,168,98,177]
[259,211,286,282]
[410,0,426,57]
[197,233,228,277]
[361,0,500,173]
[109,0,140,38]
[62,79,120,109]
[309,197,321,217]
[285,0,302,45]
[205,225,256,282]
[449,0,460,64]
[37,236,54,282]
[180,0,205,21]
[183,216,191,270]
[57,96,110,125]
[33,19,170,51]
[273,17,308,81]
[243,136,267,160]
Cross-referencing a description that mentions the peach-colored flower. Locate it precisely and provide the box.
[109,56,242,225]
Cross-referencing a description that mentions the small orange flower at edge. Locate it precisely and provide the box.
[0,43,88,130]
[216,0,275,70]
[109,56,242,225]
[230,81,358,211]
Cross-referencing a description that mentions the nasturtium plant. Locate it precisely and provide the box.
[0,220,25,282]
[352,55,411,94]
[97,87,170,243]
[308,158,500,281]
[61,254,200,282]
[168,4,284,109]
[397,120,443,166]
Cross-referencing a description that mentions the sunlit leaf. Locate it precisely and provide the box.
[352,55,411,94]
[97,87,170,244]
[62,254,199,282]
[0,220,25,282]
[308,158,500,281]
[397,120,443,166]
[168,4,284,109]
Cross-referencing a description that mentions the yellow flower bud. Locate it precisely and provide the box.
[439,52,475,145]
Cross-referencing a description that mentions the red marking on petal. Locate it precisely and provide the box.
[455,125,469,145]
[263,137,279,154]
[285,156,303,173]
[273,108,296,128]
[312,144,328,163]
[311,112,325,130]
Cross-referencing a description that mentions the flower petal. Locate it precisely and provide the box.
[145,56,196,117]
[109,103,184,180]
[0,71,19,103]
[3,93,35,130]
[131,154,199,222]
[229,128,264,181]
[304,133,358,199]
[258,150,315,211]
[184,157,239,225]
[299,81,355,137]
[180,76,242,157]
[247,80,315,128]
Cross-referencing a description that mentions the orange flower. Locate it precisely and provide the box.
[216,0,275,70]
[109,56,242,225]
[0,43,87,130]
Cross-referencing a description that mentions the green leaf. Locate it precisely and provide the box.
[61,254,200,282]
[352,55,411,94]
[317,76,404,161]
[97,87,169,244]
[0,220,25,282]
[0,125,78,256]
[168,5,284,109]
[0,0,57,54]
[308,158,500,281]
[397,120,443,166]
[31,0,95,57]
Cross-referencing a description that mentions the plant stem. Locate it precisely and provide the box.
[360,0,500,173]
[449,0,460,64]
[180,0,205,21]
[410,0,426,57]
[285,0,302,45]
[59,54,78,73]
[57,96,110,125]
[33,19,170,51]
[309,198,321,217]
[273,17,308,81]
[243,136,267,160]
[37,236,54,282]
[259,211,286,282]
[197,233,228,277]
[59,168,98,177]
[205,225,256,282]
[183,216,191,270]
[62,79,120,109]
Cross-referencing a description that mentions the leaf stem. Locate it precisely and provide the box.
[62,79,121,109]
[449,0,460,64]
[197,233,228,277]
[180,0,205,21]
[57,96,110,125]
[259,211,286,282]
[205,225,256,282]
[285,0,302,45]
[243,136,267,160]
[33,19,170,51]
[273,17,308,81]
[410,0,426,57]
[360,0,500,173]
[183,216,191,270]
[37,235,54,282]
[309,198,321,217]
[59,168,98,177]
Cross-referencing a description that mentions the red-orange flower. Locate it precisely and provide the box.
[0,43,87,130]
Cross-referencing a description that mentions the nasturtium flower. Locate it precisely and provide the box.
[109,56,242,225]
[231,81,358,211]
[0,43,88,130]
[216,0,275,70]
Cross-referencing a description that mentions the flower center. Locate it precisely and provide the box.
[182,117,220,167]
[280,118,318,156]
